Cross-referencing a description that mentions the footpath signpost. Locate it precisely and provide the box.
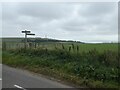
[22,29,35,49]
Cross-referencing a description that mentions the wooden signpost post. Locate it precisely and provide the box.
[22,29,35,49]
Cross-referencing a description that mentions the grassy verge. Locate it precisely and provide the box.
[0,40,2,63]
[2,48,119,88]
[0,54,1,63]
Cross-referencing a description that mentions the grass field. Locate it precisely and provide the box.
[2,38,119,88]
[2,41,118,52]
[2,38,118,52]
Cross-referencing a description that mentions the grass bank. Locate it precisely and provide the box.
[2,48,119,88]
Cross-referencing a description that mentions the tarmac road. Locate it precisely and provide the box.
[2,65,73,89]
[0,64,2,89]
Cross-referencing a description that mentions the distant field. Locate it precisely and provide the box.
[58,43,118,53]
[3,38,118,52]
[2,38,24,42]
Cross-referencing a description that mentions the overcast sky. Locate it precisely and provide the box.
[2,2,118,43]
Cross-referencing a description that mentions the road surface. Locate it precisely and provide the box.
[0,64,2,89]
[2,65,73,89]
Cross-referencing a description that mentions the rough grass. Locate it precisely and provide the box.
[0,40,2,63]
[2,47,119,88]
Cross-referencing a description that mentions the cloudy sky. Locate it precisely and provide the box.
[2,2,118,43]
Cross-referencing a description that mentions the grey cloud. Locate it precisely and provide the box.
[2,2,118,43]
[60,3,117,36]
[18,3,74,20]
[78,2,116,17]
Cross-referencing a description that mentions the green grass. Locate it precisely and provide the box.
[0,40,2,63]
[2,38,119,88]
[0,50,1,61]
[2,47,119,88]
[3,41,118,52]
